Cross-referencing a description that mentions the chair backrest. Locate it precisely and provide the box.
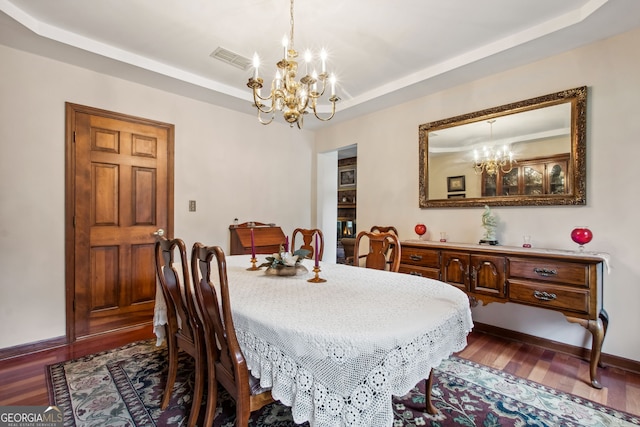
[291,228,324,261]
[353,230,402,272]
[370,225,399,236]
[154,237,201,348]
[190,243,252,402]
[370,225,399,263]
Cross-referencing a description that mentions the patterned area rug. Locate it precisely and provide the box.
[47,340,638,427]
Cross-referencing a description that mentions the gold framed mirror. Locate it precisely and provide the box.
[419,86,587,208]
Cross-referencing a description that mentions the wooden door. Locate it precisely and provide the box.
[65,103,174,340]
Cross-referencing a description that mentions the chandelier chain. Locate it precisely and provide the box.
[289,0,295,49]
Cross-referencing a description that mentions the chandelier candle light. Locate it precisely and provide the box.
[247,0,339,128]
[473,120,516,175]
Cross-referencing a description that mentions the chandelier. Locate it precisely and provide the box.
[246,0,339,129]
[472,120,516,175]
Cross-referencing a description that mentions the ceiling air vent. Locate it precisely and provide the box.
[210,47,252,71]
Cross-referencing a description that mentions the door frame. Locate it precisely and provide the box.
[65,103,174,342]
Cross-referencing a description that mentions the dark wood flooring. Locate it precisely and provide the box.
[1,328,638,416]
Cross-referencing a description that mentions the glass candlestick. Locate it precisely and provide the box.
[522,235,531,248]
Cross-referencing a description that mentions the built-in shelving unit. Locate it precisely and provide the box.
[337,157,356,240]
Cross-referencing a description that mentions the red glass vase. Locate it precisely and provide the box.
[414,223,427,239]
[571,226,593,251]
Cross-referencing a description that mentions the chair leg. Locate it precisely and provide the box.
[236,389,252,427]
[236,404,250,427]
[424,369,438,415]
[187,354,205,427]
[201,363,218,427]
[161,330,179,410]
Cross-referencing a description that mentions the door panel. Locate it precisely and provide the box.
[470,254,506,298]
[66,103,174,340]
[442,251,469,291]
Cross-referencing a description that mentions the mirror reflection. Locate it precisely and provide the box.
[419,87,586,208]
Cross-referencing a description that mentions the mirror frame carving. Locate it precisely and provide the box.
[419,86,587,208]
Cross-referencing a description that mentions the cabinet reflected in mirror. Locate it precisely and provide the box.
[419,87,587,207]
[482,154,569,197]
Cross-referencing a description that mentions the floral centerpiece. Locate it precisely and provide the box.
[260,246,310,276]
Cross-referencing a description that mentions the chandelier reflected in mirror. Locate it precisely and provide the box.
[247,0,339,129]
[472,120,516,175]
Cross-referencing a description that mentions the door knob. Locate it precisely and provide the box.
[152,228,165,237]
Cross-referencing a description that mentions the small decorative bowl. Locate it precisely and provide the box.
[265,264,308,276]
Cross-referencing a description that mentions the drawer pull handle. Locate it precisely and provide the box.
[409,254,423,261]
[533,290,557,301]
[409,271,423,277]
[533,267,557,277]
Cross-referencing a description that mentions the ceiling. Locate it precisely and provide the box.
[1,0,639,130]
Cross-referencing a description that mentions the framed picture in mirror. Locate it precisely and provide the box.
[447,175,466,192]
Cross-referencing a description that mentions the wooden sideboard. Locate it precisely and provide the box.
[400,239,608,389]
[229,222,286,255]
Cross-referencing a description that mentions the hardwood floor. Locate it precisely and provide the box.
[1,328,639,416]
[458,331,640,416]
[0,326,154,406]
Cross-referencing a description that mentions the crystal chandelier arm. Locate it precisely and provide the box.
[297,87,310,111]
[257,108,275,125]
[311,97,339,122]
[500,158,516,174]
[253,87,274,102]
[251,88,278,115]
[308,75,328,99]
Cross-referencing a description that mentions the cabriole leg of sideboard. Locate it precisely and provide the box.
[597,309,609,368]
[566,311,608,389]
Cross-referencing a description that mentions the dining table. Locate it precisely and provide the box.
[154,254,473,426]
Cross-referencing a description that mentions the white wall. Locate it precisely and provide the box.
[315,28,640,362]
[0,44,315,348]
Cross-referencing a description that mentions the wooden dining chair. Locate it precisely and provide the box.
[353,230,402,272]
[154,237,206,427]
[370,225,399,236]
[291,228,324,260]
[370,225,399,265]
[340,237,356,265]
[191,243,274,427]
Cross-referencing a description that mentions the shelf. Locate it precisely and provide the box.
[338,203,356,208]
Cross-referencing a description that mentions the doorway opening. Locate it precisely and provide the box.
[336,145,357,264]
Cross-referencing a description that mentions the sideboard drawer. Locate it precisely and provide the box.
[508,280,590,314]
[508,257,589,287]
[398,264,440,280]
[400,247,440,268]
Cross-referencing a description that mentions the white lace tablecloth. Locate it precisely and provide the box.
[223,255,473,427]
